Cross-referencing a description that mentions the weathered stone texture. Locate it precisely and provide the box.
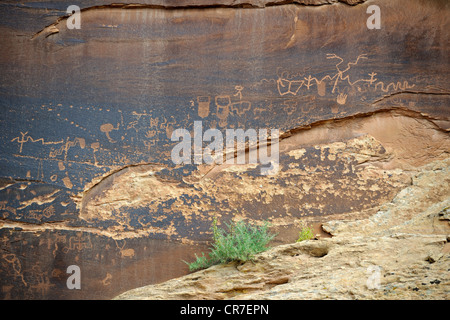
[0,0,448,299]
[114,159,450,300]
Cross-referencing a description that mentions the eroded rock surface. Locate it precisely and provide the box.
[114,159,450,300]
[0,0,449,299]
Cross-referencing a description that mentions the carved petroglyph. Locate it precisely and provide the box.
[102,273,113,286]
[215,95,231,127]
[49,137,86,160]
[3,253,27,286]
[337,93,348,105]
[115,240,135,258]
[326,53,369,93]
[317,81,326,97]
[276,54,415,105]
[197,96,211,118]
[194,86,253,126]
[11,132,64,153]
[25,205,55,221]
[63,232,93,253]
[282,99,298,116]
[0,204,16,218]
[100,123,120,143]
[29,265,54,296]
[374,80,416,93]
[90,142,100,165]
[42,205,55,218]
[62,176,73,189]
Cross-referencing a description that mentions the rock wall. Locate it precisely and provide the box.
[0,0,449,299]
[115,159,450,300]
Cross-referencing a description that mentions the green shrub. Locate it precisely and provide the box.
[185,252,211,272]
[185,217,276,272]
[297,223,315,242]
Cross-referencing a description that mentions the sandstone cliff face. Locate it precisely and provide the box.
[115,159,450,300]
[0,0,449,299]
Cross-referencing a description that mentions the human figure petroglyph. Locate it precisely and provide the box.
[276,54,369,97]
[233,85,244,100]
[30,265,54,296]
[149,117,159,128]
[11,132,64,153]
[276,53,415,105]
[326,53,369,93]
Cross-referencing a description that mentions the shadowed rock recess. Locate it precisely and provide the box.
[0,0,448,299]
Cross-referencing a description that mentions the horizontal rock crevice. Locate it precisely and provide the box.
[31,0,368,39]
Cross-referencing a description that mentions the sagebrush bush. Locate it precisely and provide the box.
[185,218,276,272]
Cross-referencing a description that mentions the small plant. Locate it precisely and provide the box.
[185,252,211,272]
[297,222,315,242]
[185,217,276,272]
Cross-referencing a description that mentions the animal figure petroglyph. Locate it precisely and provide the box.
[276,53,415,105]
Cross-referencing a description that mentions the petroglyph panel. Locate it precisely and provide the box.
[0,228,208,299]
[0,0,449,299]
